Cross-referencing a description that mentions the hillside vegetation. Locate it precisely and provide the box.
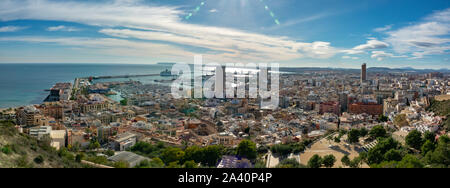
[427,99,450,131]
[0,121,84,168]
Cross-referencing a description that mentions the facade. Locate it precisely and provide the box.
[42,102,64,120]
[338,93,348,112]
[319,101,340,115]
[50,130,67,150]
[16,105,41,126]
[29,126,52,140]
[348,102,383,116]
[80,102,110,114]
[110,132,137,151]
[97,126,113,143]
[361,63,367,83]
[383,98,400,116]
[44,83,72,102]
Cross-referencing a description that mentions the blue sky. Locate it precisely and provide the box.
[0,0,449,69]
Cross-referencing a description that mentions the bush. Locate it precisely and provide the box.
[75,153,85,163]
[276,158,306,168]
[1,146,12,155]
[16,155,29,168]
[113,161,129,168]
[182,160,198,168]
[104,150,115,157]
[34,155,44,164]
[270,144,292,157]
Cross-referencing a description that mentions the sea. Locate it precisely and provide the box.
[0,63,174,108]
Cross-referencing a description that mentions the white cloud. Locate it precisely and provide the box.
[342,56,359,60]
[353,39,390,51]
[386,8,450,59]
[270,12,334,30]
[340,49,365,55]
[0,0,341,63]
[0,26,26,32]
[370,51,407,61]
[47,25,80,32]
[0,36,194,60]
[374,24,393,32]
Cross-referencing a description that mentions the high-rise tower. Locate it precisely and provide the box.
[361,63,367,83]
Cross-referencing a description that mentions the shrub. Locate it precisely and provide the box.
[1,146,12,155]
[34,155,44,164]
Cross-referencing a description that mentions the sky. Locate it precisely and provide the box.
[0,0,449,69]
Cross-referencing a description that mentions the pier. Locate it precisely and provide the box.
[91,74,160,80]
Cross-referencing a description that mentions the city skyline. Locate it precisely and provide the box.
[0,0,449,69]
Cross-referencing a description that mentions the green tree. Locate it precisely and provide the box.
[167,161,182,168]
[89,141,100,150]
[183,160,198,168]
[105,150,115,157]
[149,158,165,168]
[183,146,203,163]
[349,157,362,168]
[423,131,436,143]
[341,155,351,167]
[424,135,450,167]
[236,140,257,160]
[421,140,435,155]
[384,149,402,161]
[405,130,424,150]
[201,145,223,166]
[378,115,388,122]
[367,137,399,165]
[307,154,322,168]
[334,136,341,143]
[322,154,336,168]
[257,145,269,154]
[369,125,387,139]
[161,147,185,164]
[348,129,360,143]
[120,99,128,106]
[396,155,424,168]
[359,128,369,137]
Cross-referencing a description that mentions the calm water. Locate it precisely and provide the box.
[0,63,173,108]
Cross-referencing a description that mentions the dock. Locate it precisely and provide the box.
[91,74,160,80]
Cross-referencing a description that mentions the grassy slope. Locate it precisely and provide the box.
[0,121,83,168]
